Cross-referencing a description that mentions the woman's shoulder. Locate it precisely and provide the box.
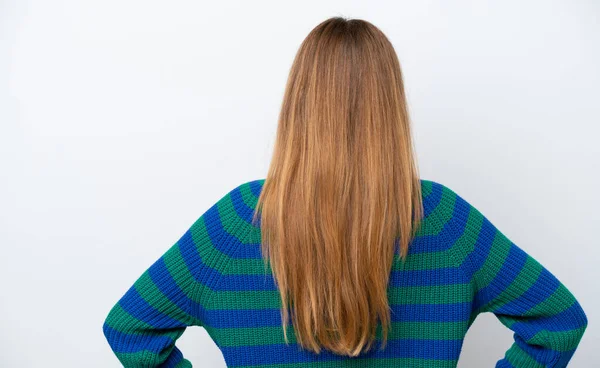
[418,178,478,227]
[417,178,504,259]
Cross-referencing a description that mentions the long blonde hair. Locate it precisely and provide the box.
[252,16,423,357]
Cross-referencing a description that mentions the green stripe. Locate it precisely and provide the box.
[219,192,257,236]
[421,179,433,198]
[210,321,468,347]
[392,249,460,271]
[496,315,547,346]
[543,326,587,351]
[483,255,543,313]
[448,204,484,265]
[163,242,205,313]
[190,193,255,264]
[416,186,457,237]
[240,181,261,210]
[105,303,153,332]
[472,231,511,294]
[133,270,197,325]
[205,283,472,311]
[223,238,462,275]
[525,284,576,317]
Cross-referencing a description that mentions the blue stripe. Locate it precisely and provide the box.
[161,347,185,368]
[201,302,472,329]
[496,360,516,368]
[179,229,217,282]
[510,301,588,335]
[422,181,444,218]
[221,338,463,366]
[249,179,264,197]
[118,286,186,328]
[409,193,471,254]
[513,333,556,365]
[169,262,471,294]
[230,185,260,227]
[492,267,561,316]
[147,256,205,322]
[180,230,275,291]
[389,267,469,286]
[103,323,174,354]
[473,242,528,311]
[390,302,472,322]
[202,205,263,259]
[459,217,497,280]
[552,348,576,367]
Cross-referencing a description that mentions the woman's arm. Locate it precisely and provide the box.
[102,186,242,367]
[440,183,588,367]
[102,234,199,367]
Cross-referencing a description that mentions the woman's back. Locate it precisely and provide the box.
[103,178,587,367]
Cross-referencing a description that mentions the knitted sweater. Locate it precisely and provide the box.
[103,179,588,368]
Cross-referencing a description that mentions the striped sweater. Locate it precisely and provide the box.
[103,179,588,367]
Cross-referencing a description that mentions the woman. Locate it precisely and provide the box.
[103,17,587,367]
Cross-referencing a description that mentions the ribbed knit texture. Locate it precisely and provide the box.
[103,179,588,367]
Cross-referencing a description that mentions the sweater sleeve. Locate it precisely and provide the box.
[441,184,588,367]
[102,189,240,367]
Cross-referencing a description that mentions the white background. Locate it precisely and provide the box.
[1,1,598,367]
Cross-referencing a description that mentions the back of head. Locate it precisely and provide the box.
[252,16,423,357]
